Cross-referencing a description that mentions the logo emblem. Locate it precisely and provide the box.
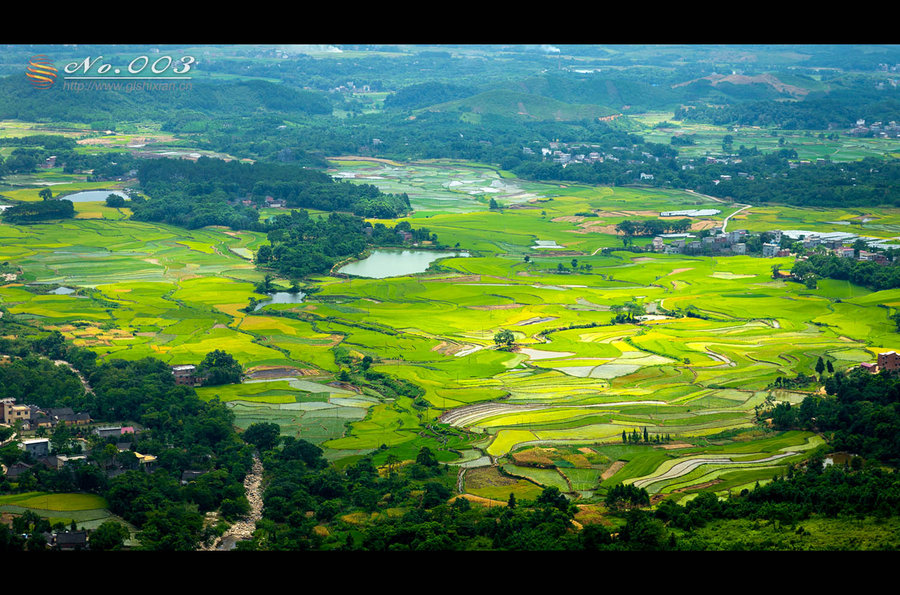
[25,55,58,89]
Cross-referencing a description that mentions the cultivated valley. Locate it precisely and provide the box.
[2,44,900,552]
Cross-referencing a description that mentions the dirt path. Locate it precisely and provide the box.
[202,453,264,551]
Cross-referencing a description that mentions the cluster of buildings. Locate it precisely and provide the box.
[847,119,900,138]
[2,423,156,482]
[0,398,91,432]
[526,141,667,168]
[649,225,897,263]
[860,351,900,374]
[652,228,756,256]
[237,195,287,209]
[329,81,373,94]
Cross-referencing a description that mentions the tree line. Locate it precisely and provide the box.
[129,156,411,231]
[790,252,900,291]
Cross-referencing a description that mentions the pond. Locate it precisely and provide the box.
[253,291,306,311]
[60,190,130,203]
[337,249,469,279]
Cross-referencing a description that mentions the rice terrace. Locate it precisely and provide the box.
[2,43,900,552]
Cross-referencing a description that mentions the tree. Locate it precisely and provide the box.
[489,198,499,210]
[416,446,439,468]
[493,329,515,350]
[255,244,273,264]
[256,273,275,294]
[815,356,826,378]
[105,194,126,208]
[197,350,243,386]
[136,504,204,551]
[536,486,570,511]
[722,134,734,153]
[242,422,281,452]
[385,453,400,477]
[89,521,130,551]
[38,188,53,201]
[826,360,834,374]
[50,422,74,455]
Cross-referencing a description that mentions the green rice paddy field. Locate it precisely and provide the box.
[3,158,898,503]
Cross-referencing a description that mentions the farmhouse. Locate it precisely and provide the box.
[762,243,780,258]
[835,246,856,258]
[0,398,31,425]
[878,351,900,372]
[53,530,88,551]
[172,364,200,386]
[94,426,135,440]
[19,438,50,457]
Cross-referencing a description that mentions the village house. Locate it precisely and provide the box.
[19,438,50,458]
[762,242,780,258]
[878,351,900,372]
[859,251,889,265]
[181,470,207,485]
[94,426,135,440]
[53,530,88,551]
[46,407,91,427]
[728,230,747,243]
[44,454,87,471]
[5,462,33,480]
[172,364,200,386]
[0,398,31,425]
[133,451,157,472]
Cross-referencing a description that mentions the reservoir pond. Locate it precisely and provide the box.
[337,249,469,279]
[60,190,130,203]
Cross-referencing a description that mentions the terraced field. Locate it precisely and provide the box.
[3,161,897,502]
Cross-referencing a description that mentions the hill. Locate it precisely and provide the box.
[422,89,620,121]
[0,76,333,126]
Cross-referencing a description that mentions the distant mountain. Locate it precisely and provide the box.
[421,89,620,121]
[672,72,816,100]
[0,76,332,125]
[383,81,478,110]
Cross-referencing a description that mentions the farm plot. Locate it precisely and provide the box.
[3,161,893,483]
